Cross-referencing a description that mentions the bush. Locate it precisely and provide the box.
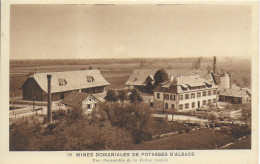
[97,102,152,144]
[231,125,251,138]
[184,127,192,133]
[220,126,231,134]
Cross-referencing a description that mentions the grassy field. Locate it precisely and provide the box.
[223,135,251,149]
[129,129,249,150]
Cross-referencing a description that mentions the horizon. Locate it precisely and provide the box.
[9,56,251,61]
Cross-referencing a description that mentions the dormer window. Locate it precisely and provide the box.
[86,76,94,82]
[58,78,67,86]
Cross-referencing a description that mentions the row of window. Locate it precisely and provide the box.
[180,90,216,100]
[178,99,217,110]
[157,90,217,100]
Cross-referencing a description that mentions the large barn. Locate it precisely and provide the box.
[21,69,110,101]
[125,69,208,92]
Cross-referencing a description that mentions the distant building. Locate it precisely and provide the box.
[125,69,208,92]
[62,91,99,112]
[21,70,110,101]
[153,75,218,111]
[219,72,231,90]
[219,89,251,104]
[203,71,231,90]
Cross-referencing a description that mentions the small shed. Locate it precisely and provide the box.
[62,91,99,113]
[218,89,251,104]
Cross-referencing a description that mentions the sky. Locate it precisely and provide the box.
[10,4,252,59]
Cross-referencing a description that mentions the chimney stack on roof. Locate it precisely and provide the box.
[170,75,174,81]
[175,76,180,83]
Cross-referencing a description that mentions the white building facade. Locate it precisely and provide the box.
[153,75,218,111]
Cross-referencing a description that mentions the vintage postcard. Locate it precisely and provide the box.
[0,0,259,164]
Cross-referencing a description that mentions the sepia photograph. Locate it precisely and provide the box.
[1,1,259,164]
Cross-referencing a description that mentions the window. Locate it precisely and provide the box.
[203,91,206,97]
[197,92,201,98]
[165,103,168,109]
[157,93,160,99]
[60,93,64,100]
[213,99,216,103]
[164,94,169,100]
[171,104,175,109]
[213,90,216,95]
[208,91,211,96]
[192,102,195,108]
[86,76,94,82]
[185,103,189,109]
[208,99,211,104]
[88,104,91,109]
[185,94,189,100]
[170,95,176,101]
[191,93,195,99]
[179,104,183,110]
[179,95,183,100]
[203,100,206,105]
[58,78,67,86]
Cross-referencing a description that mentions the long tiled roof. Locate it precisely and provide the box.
[219,89,250,98]
[125,69,208,86]
[23,69,110,94]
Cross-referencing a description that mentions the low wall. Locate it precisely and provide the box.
[10,100,47,106]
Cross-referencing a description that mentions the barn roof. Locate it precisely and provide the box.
[125,69,208,86]
[23,69,110,94]
[62,91,98,109]
[219,89,250,98]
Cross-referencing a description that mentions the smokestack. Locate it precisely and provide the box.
[213,56,216,74]
[170,75,174,81]
[47,74,52,123]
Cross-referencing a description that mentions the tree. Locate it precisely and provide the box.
[145,80,154,93]
[154,69,169,87]
[104,90,118,102]
[117,90,128,107]
[240,104,251,127]
[98,102,153,144]
[129,89,143,104]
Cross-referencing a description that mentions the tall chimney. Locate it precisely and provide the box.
[213,56,216,74]
[47,74,52,123]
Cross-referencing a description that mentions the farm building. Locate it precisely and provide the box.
[62,91,99,113]
[218,89,251,104]
[153,74,218,111]
[125,69,208,92]
[21,70,110,101]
